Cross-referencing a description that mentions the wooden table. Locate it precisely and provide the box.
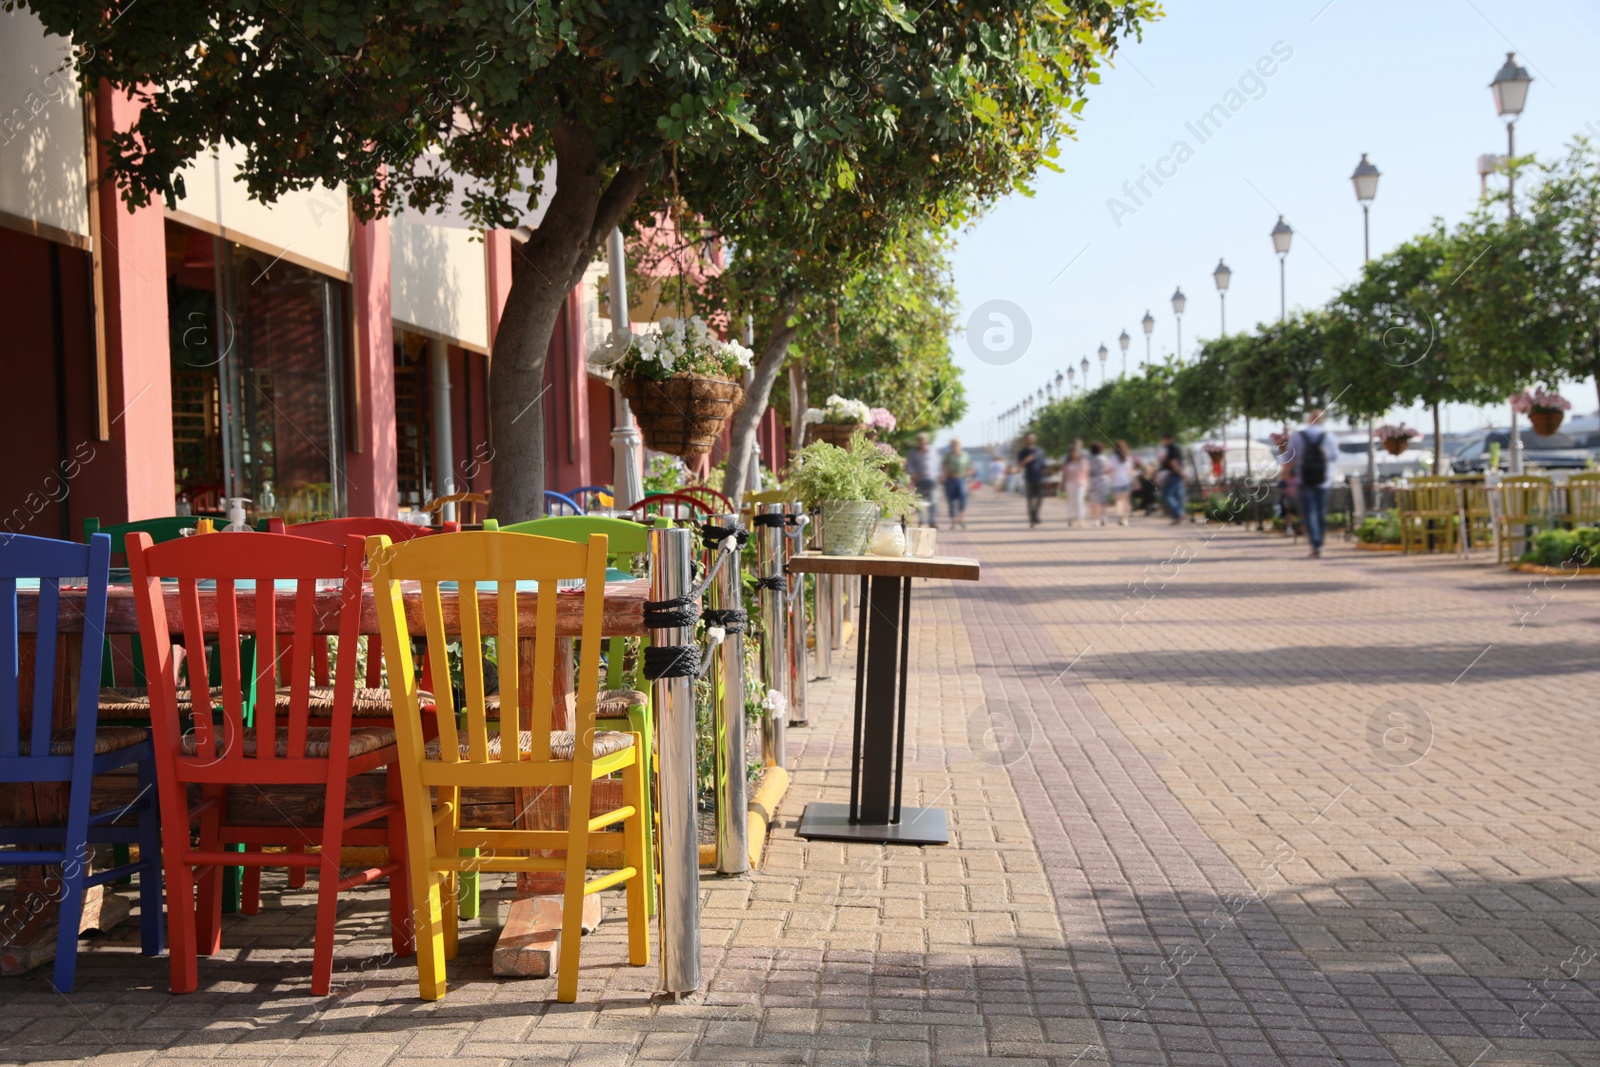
[4,578,647,974]
[784,553,980,846]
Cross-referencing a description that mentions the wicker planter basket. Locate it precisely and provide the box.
[810,422,873,449]
[620,373,744,458]
[1381,437,1409,456]
[1529,409,1565,436]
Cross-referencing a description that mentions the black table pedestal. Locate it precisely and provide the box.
[797,573,948,846]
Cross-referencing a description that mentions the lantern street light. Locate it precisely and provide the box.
[1352,153,1381,487]
[1079,355,1090,388]
[1118,330,1130,379]
[1351,154,1380,261]
[1270,216,1293,323]
[1055,370,1065,394]
[1097,343,1108,385]
[1490,52,1532,218]
[1141,310,1155,366]
[1066,365,1076,393]
[1170,287,1186,363]
[1212,259,1231,335]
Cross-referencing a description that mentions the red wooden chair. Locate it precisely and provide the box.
[680,485,735,514]
[126,530,412,994]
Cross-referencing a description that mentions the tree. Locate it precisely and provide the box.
[1514,138,1600,409]
[31,0,1155,518]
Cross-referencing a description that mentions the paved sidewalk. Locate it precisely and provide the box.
[3,490,1597,1066]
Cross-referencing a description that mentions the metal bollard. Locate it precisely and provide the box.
[814,565,833,679]
[649,526,700,997]
[784,502,810,726]
[708,514,750,875]
[830,575,845,649]
[754,502,788,768]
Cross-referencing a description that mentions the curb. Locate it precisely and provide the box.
[1510,562,1600,576]
[1355,542,1403,552]
[746,764,791,869]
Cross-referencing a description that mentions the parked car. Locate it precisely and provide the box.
[1450,429,1593,472]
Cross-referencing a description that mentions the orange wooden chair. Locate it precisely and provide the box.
[368,530,650,1002]
[126,530,411,994]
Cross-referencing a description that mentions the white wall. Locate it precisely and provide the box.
[171,141,351,278]
[0,8,89,242]
[390,215,489,352]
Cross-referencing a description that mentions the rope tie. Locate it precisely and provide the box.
[754,575,786,593]
[643,596,701,630]
[643,643,701,680]
[700,522,749,550]
[702,607,748,634]
[751,514,786,528]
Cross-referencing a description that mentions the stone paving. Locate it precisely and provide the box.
[2,489,1598,1066]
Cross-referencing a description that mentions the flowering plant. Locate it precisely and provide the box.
[1200,441,1227,457]
[595,315,754,383]
[1372,423,1422,443]
[803,394,873,425]
[1510,388,1571,415]
[867,407,897,432]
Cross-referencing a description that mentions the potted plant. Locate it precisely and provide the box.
[1373,423,1421,456]
[1511,388,1571,436]
[596,316,753,457]
[1201,441,1227,479]
[786,431,921,555]
[803,394,874,448]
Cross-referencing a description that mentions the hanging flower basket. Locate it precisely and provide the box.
[621,373,744,458]
[1529,409,1565,435]
[811,422,873,449]
[1373,422,1421,457]
[1382,437,1409,456]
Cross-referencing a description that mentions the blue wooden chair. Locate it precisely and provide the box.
[564,485,613,512]
[544,490,585,517]
[0,532,162,991]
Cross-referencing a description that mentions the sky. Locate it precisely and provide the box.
[944,0,1600,449]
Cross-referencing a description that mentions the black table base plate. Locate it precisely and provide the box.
[796,802,949,845]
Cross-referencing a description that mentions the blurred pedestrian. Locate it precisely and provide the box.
[1286,407,1340,557]
[906,432,939,527]
[1087,442,1108,526]
[942,437,972,528]
[1061,441,1088,525]
[1110,441,1134,525]
[1015,433,1047,527]
[1158,431,1187,522]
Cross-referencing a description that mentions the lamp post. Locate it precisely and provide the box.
[1055,370,1065,396]
[606,227,645,508]
[1170,287,1186,363]
[1212,259,1231,335]
[1270,216,1293,323]
[1477,153,1505,199]
[1490,52,1532,219]
[1491,51,1531,474]
[1141,310,1154,367]
[1097,343,1108,386]
[1118,330,1130,379]
[1079,355,1090,391]
[1351,154,1380,491]
[1067,366,1076,394]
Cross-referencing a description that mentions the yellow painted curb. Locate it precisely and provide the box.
[1355,542,1404,551]
[746,763,790,869]
[1510,562,1600,576]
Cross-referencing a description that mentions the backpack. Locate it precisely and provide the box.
[1300,428,1328,485]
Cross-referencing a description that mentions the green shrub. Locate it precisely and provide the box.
[1520,527,1600,568]
[1356,509,1401,544]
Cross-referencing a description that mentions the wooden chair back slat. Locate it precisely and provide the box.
[176,577,216,756]
[213,578,245,756]
[458,583,491,763]
[0,576,17,759]
[27,576,59,760]
[496,580,521,755]
[420,579,459,761]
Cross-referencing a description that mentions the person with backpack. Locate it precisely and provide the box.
[1286,408,1341,557]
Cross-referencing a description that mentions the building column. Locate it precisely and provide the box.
[345,214,397,517]
[95,84,174,523]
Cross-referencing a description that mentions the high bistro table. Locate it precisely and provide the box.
[3,578,647,975]
[784,553,980,846]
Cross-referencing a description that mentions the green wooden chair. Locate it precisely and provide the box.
[483,515,657,915]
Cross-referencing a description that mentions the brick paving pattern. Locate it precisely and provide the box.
[2,489,1597,1066]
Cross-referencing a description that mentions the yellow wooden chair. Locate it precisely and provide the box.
[283,482,335,523]
[1495,476,1553,564]
[422,491,490,525]
[367,531,649,1003]
[1561,472,1600,527]
[1399,477,1461,554]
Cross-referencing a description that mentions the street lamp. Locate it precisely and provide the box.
[1170,287,1186,362]
[1351,154,1380,261]
[1351,154,1380,487]
[1212,259,1231,335]
[1118,329,1130,379]
[1067,365,1076,393]
[1079,355,1090,389]
[1055,370,1064,394]
[1097,343,1108,385]
[1141,310,1155,366]
[1490,52,1532,218]
[1271,216,1293,323]
[1477,153,1505,199]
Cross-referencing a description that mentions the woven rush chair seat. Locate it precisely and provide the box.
[19,725,150,757]
[179,725,397,759]
[282,686,435,716]
[481,688,645,718]
[424,729,635,762]
[100,686,293,718]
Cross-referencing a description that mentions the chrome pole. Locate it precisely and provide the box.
[649,526,700,996]
[709,515,750,875]
[754,502,788,768]
[784,502,810,727]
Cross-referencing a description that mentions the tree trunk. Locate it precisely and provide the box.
[789,358,808,450]
[1431,400,1442,475]
[725,292,801,505]
[486,118,650,523]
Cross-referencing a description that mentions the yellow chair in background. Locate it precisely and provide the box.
[368,530,650,1003]
[1495,476,1553,564]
